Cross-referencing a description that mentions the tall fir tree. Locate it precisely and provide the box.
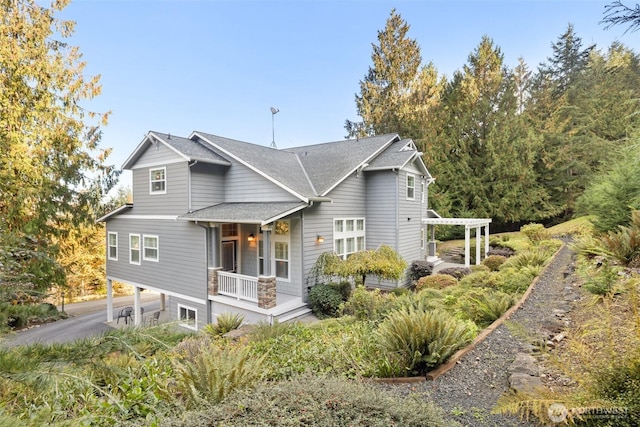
[0,0,118,294]
[346,9,443,142]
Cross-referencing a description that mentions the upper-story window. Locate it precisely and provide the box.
[143,235,159,262]
[334,218,365,260]
[406,174,415,200]
[108,232,118,261]
[150,167,166,194]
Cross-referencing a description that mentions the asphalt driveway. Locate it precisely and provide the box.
[1,292,161,348]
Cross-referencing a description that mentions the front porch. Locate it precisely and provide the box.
[207,268,310,323]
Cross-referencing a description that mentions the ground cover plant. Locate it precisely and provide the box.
[0,223,560,425]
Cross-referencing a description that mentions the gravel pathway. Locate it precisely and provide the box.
[387,243,578,427]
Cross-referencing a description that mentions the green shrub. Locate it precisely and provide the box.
[248,320,296,342]
[457,289,515,327]
[520,223,550,243]
[160,374,452,427]
[471,264,490,273]
[499,267,538,294]
[328,281,352,300]
[339,286,393,321]
[308,284,344,318]
[376,307,475,375]
[600,210,640,266]
[416,274,458,291]
[204,312,245,336]
[483,255,507,271]
[173,341,264,408]
[459,270,503,289]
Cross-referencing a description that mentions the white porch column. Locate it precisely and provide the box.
[134,286,142,326]
[160,293,166,311]
[262,225,272,276]
[106,278,113,322]
[464,226,471,267]
[476,226,481,265]
[485,224,490,258]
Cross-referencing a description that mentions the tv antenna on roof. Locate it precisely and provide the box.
[270,107,279,149]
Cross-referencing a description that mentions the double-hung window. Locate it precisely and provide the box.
[143,235,159,262]
[273,220,289,280]
[130,234,141,265]
[334,218,365,259]
[108,232,118,261]
[150,167,166,194]
[406,174,415,200]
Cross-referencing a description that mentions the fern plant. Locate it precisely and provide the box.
[376,307,475,376]
[173,342,265,408]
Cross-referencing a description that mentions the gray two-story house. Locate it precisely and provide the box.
[99,131,489,329]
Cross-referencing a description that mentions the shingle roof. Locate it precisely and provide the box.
[179,202,308,225]
[152,132,231,165]
[194,132,316,200]
[285,134,399,196]
[365,139,429,176]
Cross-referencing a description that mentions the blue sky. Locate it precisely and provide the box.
[57,1,632,190]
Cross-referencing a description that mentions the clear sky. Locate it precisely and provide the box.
[57,0,633,190]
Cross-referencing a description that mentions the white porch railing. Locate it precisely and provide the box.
[217,271,259,303]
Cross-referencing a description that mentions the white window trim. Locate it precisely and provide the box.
[272,220,290,282]
[333,217,366,260]
[149,167,167,195]
[108,232,118,261]
[421,181,425,203]
[406,173,416,200]
[177,303,197,331]
[129,233,141,265]
[142,234,159,262]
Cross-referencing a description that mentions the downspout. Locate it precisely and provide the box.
[393,168,400,255]
[188,160,198,213]
[195,220,211,325]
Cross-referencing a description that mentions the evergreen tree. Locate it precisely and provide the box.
[0,0,118,295]
[346,9,443,142]
[429,36,551,224]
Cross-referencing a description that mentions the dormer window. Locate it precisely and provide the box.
[150,167,166,194]
[406,174,415,200]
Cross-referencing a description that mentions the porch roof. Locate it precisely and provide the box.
[179,202,308,225]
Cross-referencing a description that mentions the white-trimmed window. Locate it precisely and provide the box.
[334,218,365,259]
[273,220,289,280]
[129,234,141,265]
[406,174,415,200]
[108,232,118,261]
[257,221,290,279]
[178,304,197,331]
[143,235,159,262]
[150,167,166,194]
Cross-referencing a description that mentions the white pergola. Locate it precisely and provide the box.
[422,217,492,267]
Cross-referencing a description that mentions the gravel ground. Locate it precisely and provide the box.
[384,243,578,427]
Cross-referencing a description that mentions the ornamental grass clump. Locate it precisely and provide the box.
[203,312,245,336]
[376,307,475,376]
[456,288,516,327]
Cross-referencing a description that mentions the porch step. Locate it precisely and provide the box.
[427,256,444,267]
[278,307,313,323]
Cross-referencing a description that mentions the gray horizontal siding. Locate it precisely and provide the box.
[398,168,424,264]
[302,173,367,292]
[168,295,207,331]
[131,162,189,215]
[105,218,207,300]
[137,140,184,165]
[365,170,398,250]
[191,163,226,211]
[223,157,298,202]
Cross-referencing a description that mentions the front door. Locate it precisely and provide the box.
[221,240,237,272]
